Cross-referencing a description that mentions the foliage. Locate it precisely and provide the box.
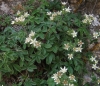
[0,0,100,86]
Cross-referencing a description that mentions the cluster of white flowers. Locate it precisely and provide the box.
[11,10,29,24]
[47,7,71,20]
[82,14,100,26]
[47,11,62,20]
[82,14,94,24]
[93,31,100,39]
[64,40,84,60]
[73,40,84,52]
[90,56,99,70]
[25,31,41,48]
[52,66,67,84]
[51,66,76,86]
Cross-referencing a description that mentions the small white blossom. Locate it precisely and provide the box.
[93,32,99,39]
[24,12,29,17]
[94,60,98,64]
[34,41,41,48]
[19,15,25,22]
[64,43,70,50]
[29,31,35,38]
[71,30,77,38]
[47,12,51,15]
[98,79,100,84]
[57,71,63,78]
[90,56,96,62]
[17,10,21,15]
[54,78,60,84]
[52,73,58,80]
[30,38,37,44]
[57,11,62,15]
[25,37,32,43]
[69,83,74,86]
[50,16,54,20]
[73,47,83,52]
[61,2,67,5]
[11,21,15,24]
[62,80,68,85]
[63,7,71,12]
[78,40,84,47]
[69,75,76,81]
[92,64,98,70]
[15,17,19,22]
[60,66,67,73]
[68,54,73,60]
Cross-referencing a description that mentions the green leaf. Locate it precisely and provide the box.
[52,45,58,53]
[27,65,37,72]
[24,78,36,86]
[47,78,55,86]
[46,53,55,64]
[45,44,52,48]
[13,64,21,72]
[42,26,47,32]
[39,33,45,39]
[68,66,73,74]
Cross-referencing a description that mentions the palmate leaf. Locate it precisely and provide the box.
[24,78,36,86]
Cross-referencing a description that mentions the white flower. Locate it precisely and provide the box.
[69,75,76,81]
[57,11,62,15]
[68,54,73,60]
[29,31,35,38]
[98,79,100,84]
[78,40,84,47]
[52,73,58,80]
[93,32,99,39]
[61,2,67,5]
[47,12,51,15]
[19,15,25,22]
[63,7,71,12]
[54,78,60,84]
[94,60,98,64]
[92,64,98,70]
[25,37,32,43]
[11,21,15,24]
[90,56,96,62]
[60,66,67,73]
[24,12,29,17]
[73,47,83,52]
[57,71,63,78]
[62,80,68,85]
[17,10,21,15]
[15,17,19,22]
[69,83,74,86]
[64,43,70,50]
[50,16,54,20]
[30,38,37,45]
[34,41,41,48]
[71,30,77,38]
